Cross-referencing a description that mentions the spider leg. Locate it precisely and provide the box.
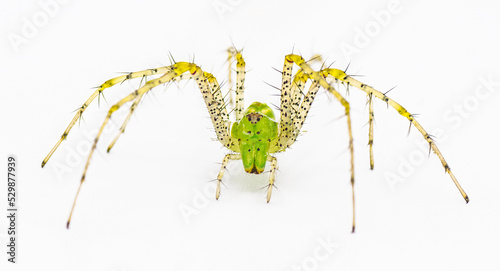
[105,71,231,153]
[205,72,230,126]
[289,56,324,124]
[106,93,144,152]
[226,48,236,110]
[368,93,374,169]
[66,63,235,228]
[276,57,294,150]
[215,153,241,200]
[280,54,356,233]
[227,48,246,121]
[107,74,195,153]
[290,69,308,121]
[286,57,326,147]
[288,80,321,148]
[266,156,278,203]
[41,66,174,167]
[325,69,469,203]
[280,55,328,149]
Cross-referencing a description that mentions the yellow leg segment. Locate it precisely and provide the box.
[368,93,375,169]
[205,72,230,125]
[226,48,236,111]
[323,68,469,203]
[215,153,241,200]
[289,55,323,124]
[290,69,308,120]
[288,81,321,148]
[266,156,278,203]
[225,48,246,121]
[277,59,294,149]
[285,54,356,233]
[234,51,246,121]
[106,93,144,152]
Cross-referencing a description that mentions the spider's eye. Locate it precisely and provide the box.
[247,131,251,134]
[256,131,261,135]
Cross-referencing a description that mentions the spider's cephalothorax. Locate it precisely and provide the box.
[231,102,278,174]
[42,47,469,232]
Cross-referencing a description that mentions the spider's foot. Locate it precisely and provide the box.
[266,184,273,203]
[215,180,221,200]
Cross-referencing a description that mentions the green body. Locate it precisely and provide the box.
[231,102,278,174]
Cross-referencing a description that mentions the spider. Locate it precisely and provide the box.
[42,48,469,232]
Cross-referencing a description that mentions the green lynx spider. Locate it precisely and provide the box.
[42,48,469,231]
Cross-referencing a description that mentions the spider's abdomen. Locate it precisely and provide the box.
[231,102,278,174]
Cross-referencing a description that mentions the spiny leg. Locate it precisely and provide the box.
[283,54,356,233]
[228,49,246,121]
[368,93,374,169]
[67,63,234,228]
[226,48,236,110]
[107,93,144,152]
[290,69,307,122]
[107,74,155,152]
[279,56,323,150]
[266,156,278,203]
[104,71,229,153]
[41,66,174,167]
[325,68,469,203]
[215,153,241,200]
[205,72,230,126]
[67,71,178,228]
[289,55,323,123]
[288,76,321,148]
[277,58,294,149]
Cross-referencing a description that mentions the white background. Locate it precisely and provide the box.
[1,0,500,270]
